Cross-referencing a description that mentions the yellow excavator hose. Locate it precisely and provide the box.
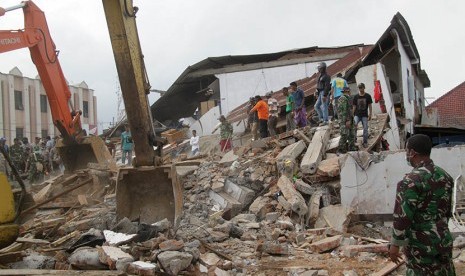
[0,172,19,248]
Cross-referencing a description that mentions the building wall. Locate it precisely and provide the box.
[395,30,417,134]
[216,60,337,115]
[0,68,98,143]
[341,146,465,215]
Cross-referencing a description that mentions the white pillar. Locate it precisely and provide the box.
[78,87,83,111]
[24,79,31,140]
[88,89,94,125]
[7,75,16,140]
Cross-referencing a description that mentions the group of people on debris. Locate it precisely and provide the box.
[212,62,374,154]
[0,135,63,183]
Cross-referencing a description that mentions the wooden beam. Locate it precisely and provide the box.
[371,259,405,276]
[20,177,93,216]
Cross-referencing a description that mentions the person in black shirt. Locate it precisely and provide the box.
[352,83,372,148]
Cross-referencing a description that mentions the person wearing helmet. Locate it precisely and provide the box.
[266,91,278,136]
[314,62,331,125]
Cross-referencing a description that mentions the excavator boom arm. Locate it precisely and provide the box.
[102,0,156,166]
[0,1,78,142]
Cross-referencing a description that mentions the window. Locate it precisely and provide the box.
[41,130,48,138]
[14,90,23,110]
[83,101,89,118]
[40,95,48,113]
[16,128,23,138]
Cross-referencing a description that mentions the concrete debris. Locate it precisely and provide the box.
[314,205,353,233]
[277,175,308,216]
[157,251,193,275]
[68,247,107,270]
[98,245,134,270]
[126,261,157,276]
[5,117,447,276]
[103,230,137,246]
[309,235,342,253]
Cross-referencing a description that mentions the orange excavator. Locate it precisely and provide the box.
[0,1,113,173]
[0,1,114,248]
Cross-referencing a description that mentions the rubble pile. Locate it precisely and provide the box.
[1,116,465,275]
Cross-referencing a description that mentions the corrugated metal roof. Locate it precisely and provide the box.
[151,45,363,122]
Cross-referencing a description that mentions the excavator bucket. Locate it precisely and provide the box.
[56,136,115,174]
[115,165,183,226]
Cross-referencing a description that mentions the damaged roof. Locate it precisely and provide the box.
[363,12,430,87]
[427,81,465,128]
[226,45,374,123]
[150,45,363,122]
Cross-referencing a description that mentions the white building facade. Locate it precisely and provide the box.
[0,67,98,143]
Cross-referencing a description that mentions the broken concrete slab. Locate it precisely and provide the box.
[68,247,107,270]
[306,189,324,227]
[277,175,308,216]
[98,245,134,270]
[158,240,184,252]
[276,140,307,172]
[314,205,353,233]
[301,125,331,175]
[200,252,221,266]
[10,252,56,270]
[219,151,239,166]
[126,261,157,276]
[103,230,137,246]
[317,157,340,177]
[157,251,193,275]
[249,196,274,219]
[256,241,289,255]
[223,179,255,205]
[295,179,319,195]
[309,235,342,253]
[211,181,224,192]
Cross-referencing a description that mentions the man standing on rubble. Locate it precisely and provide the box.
[337,87,356,153]
[212,115,233,152]
[247,97,259,141]
[266,91,279,136]
[314,62,331,125]
[290,82,307,128]
[352,83,372,148]
[331,73,348,120]
[250,95,269,138]
[121,124,134,166]
[389,134,456,275]
[190,130,200,156]
[283,87,296,131]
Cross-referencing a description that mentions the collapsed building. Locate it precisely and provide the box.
[2,12,465,276]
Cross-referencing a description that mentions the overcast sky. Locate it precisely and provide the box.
[1,0,464,132]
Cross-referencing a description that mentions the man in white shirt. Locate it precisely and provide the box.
[190,130,200,156]
[266,91,279,136]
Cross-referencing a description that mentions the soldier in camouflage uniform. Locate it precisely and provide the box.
[28,138,45,183]
[9,138,24,173]
[337,86,356,153]
[390,134,455,275]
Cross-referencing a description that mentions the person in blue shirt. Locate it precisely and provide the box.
[120,124,134,166]
[330,73,348,120]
